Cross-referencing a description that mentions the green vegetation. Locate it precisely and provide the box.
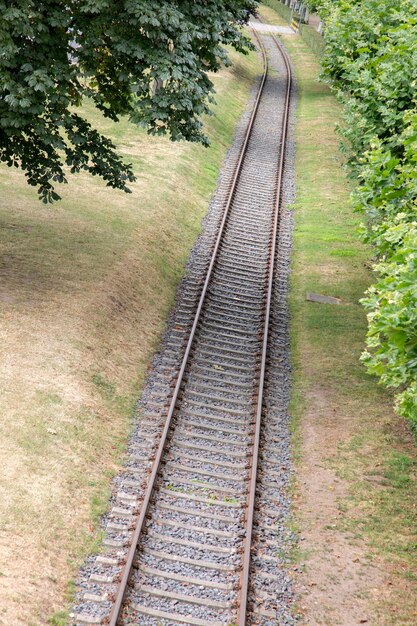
[47,612,68,626]
[298,23,324,58]
[263,0,325,57]
[0,0,256,201]
[312,0,417,428]
[263,0,292,22]
[260,3,417,622]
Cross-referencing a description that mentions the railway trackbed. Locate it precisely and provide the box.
[73,23,294,626]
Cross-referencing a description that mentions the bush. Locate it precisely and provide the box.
[318,0,417,427]
[361,218,417,426]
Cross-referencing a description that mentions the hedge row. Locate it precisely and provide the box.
[316,0,417,427]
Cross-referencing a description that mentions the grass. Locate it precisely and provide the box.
[260,4,417,624]
[263,0,292,23]
[0,47,261,626]
[262,0,325,57]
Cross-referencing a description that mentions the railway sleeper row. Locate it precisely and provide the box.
[73,26,293,626]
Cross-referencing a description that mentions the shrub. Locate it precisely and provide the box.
[318,0,417,427]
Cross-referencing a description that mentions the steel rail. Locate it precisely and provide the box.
[107,29,269,626]
[237,29,292,626]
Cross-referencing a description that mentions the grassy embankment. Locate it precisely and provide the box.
[0,49,260,626]
[260,4,417,625]
[263,0,324,57]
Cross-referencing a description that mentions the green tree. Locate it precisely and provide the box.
[0,0,257,202]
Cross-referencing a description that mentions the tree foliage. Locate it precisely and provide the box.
[0,0,257,201]
[319,0,417,426]
[303,1,321,12]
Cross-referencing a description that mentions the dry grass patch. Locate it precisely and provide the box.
[0,48,261,626]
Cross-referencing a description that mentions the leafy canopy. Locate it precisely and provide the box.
[0,0,257,202]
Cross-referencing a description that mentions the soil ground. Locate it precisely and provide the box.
[0,49,260,626]
[260,4,417,625]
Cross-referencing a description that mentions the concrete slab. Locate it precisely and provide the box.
[306,292,342,305]
[249,21,294,35]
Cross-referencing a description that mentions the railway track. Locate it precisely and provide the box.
[73,23,293,626]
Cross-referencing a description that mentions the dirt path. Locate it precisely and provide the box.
[295,392,385,625]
